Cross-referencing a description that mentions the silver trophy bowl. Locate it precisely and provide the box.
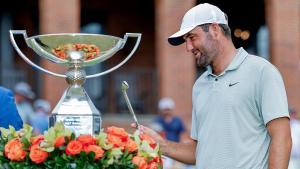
[26,33,124,66]
[10,30,141,136]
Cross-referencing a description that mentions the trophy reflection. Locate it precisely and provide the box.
[10,30,141,136]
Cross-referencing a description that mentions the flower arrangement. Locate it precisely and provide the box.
[0,123,162,169]
[52,43,100,61]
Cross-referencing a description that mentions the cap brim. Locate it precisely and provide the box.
[168,26,196,46]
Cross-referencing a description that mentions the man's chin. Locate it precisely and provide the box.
[197,64,207,69]
[196,61,208,68]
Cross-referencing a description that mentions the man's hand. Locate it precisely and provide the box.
[131,123,197,165]
[131,123,167,147]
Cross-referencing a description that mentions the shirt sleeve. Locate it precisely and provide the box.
[0,88,23,130]
[259,64,289,125]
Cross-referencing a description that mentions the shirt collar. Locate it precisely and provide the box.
[206,47,248,76]
[225,47,248,71]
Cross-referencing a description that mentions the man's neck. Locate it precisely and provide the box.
[211,42,237,75]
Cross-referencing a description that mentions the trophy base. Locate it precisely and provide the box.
[50,86,102,136]
[49,114,101,136]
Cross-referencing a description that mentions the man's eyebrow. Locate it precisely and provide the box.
[183,33,192,40]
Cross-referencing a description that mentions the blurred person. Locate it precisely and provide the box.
[154,97,185,142]
[289,107,300,169]
[0,86,23,131]
[14,82,35,124]
[30,99,51,134]
[153,97,185,169]
[133,3,291,169]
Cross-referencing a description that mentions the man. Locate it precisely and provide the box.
[137,3,292,169]
[0,86,23,130]
[153,97,185,142]
[153,97,186,169]
[30,99,51,134]
[14,82,35,124]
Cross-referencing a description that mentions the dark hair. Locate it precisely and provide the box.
[199,24,210,32]
[219,24,231,38]
[200,23,231,39]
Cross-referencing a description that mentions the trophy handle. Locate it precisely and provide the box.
[86,33,141,79]
[9,30,66,78]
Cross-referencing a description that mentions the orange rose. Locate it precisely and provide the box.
[54,136,66,148]
[66,140,83,155]
[125,139,138,153]
[147,162,159,169]
[106,126,130,150]
[107,126,129,142]
[84,145,104,160]
[77,134,96,146]
[150,156,162,163]
[132,156,148,169]
[140,134,156,149]
[4,139,26,161]
[107,134,124,148]
[31,135,44,146]
[29,144,48,164]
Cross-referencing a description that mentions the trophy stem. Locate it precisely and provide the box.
[65,52,86,87]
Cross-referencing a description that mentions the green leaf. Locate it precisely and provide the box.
[95,132,112,150]
[39,141,55,153]
[43,122,72,150]
[133,130,141,145]
[22,124,33,141]
[21,137,30,149]
[139,140,160,159]
[88,152,96,161]
[58,145,66,151]
[70,133,75,141]
[107,157,114,165]
[110,148,122,158]
[0,127,10,139]
[0,125,18,140]
[43,127,56,145]
[54,156,65,165]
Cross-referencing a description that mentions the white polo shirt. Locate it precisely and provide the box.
[191,48,289,169]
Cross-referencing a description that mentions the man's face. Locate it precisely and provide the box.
[14,93,26,103]
[160,108,173,116]
[183,25,219,67]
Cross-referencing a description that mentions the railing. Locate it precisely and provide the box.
[87,69,158,115]
[1,67,158,115]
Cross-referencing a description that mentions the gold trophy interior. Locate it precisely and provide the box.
[26,34,124,66]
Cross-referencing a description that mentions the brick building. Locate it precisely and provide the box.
[0,0,299,129]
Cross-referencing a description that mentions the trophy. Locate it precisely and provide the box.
[10,30,141,136]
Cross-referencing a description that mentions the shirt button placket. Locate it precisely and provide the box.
[212,78,218,89]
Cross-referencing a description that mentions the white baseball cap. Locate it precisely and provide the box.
[168,3,228,46]
[34,99,51,113]
[158,97,175,110]
[14,82,35,99]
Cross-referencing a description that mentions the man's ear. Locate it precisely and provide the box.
[210,23,221,38]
